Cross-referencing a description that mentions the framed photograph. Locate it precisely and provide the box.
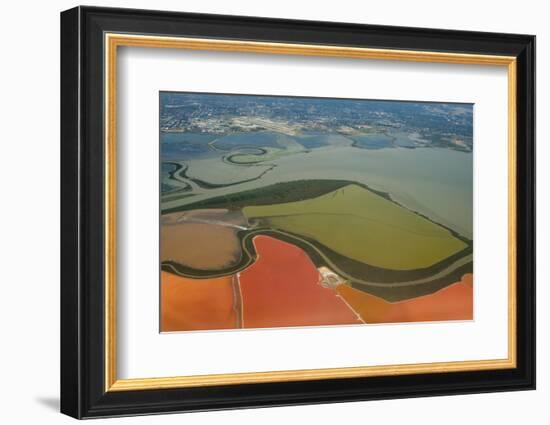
[60,6,535,419]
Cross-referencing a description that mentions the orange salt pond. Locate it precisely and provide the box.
[336,273,473,324]
[239,235,362,328]
[160,271,239,332]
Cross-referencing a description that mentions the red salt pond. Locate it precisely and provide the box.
[239,235,362,328]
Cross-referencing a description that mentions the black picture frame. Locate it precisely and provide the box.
[61,5,535,419]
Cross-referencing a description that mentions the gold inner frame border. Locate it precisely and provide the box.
[104,33,517,392]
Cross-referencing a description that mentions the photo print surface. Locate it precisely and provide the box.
[159,92,473,332]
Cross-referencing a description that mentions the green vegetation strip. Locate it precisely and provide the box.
[161,179,352,214]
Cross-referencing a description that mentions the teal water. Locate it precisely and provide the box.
[351,133,394,149]
[161,131,473,239]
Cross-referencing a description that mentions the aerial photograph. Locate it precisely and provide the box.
[159,91,474,332]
